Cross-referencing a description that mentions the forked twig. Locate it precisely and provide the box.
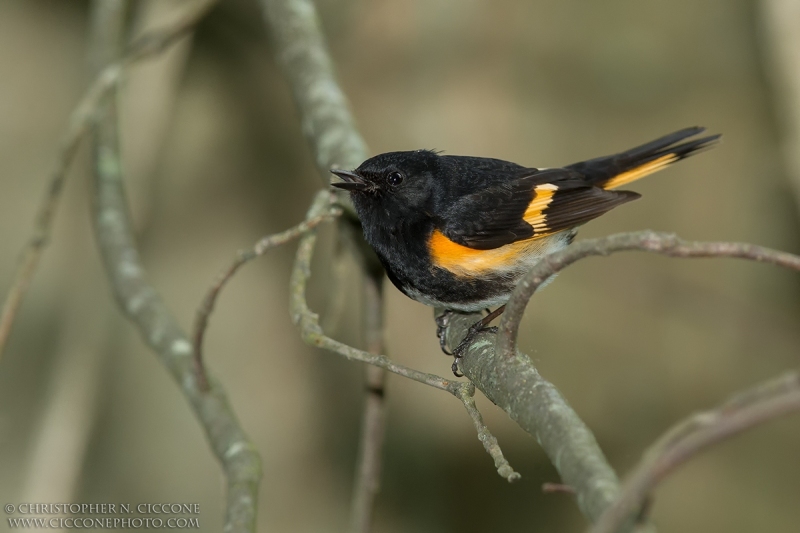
[291,191,519,482]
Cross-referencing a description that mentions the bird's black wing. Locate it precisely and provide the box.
[440,168,639,250]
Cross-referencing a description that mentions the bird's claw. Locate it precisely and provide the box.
[450,322,498,377]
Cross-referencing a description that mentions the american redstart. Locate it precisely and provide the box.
[331,127,719,375]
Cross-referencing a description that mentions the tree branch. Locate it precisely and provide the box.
[349,270,389,533]
[88,3,259,531]
[589,371,800,533]
[0,0,220,360]
[260,0,367,214]
[261,0,368,176]
[290,193,454,390]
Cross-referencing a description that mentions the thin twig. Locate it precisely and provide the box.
[0,0,220,361]
[589,371,800,533]
[498,231,800,361]
[191,207,342,391]
[542,483,577,495]
[455,382,521,482]
[349,270,389,533]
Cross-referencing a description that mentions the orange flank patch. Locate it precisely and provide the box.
[603,153,677,190]
[428,230,540,277]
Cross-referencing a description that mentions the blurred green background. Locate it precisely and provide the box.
[1,0,799,531]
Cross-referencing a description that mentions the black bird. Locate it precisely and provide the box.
[331,127,719,374]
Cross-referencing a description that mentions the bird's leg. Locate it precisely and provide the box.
[435,310,454,355]
[451,305,506,376]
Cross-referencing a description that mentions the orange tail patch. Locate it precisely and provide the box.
[602,153,678,190]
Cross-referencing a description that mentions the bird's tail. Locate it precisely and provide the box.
[566,127,721,190]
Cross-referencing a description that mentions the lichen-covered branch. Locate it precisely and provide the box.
[589,371,800,533]
[0,0,220,360]
[261,0,368,177]
[439,310,621,522]
[88,3,259,532]
[91,100,261,533]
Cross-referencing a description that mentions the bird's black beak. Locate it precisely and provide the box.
[330,169,369,191]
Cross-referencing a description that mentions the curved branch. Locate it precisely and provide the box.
[261,0,367,215]
[88,4,260,531]
[472,229,800,525]
[91,100,261,533]
[497,231,800,360]
[589,371,800,533]
[290,193,456,391]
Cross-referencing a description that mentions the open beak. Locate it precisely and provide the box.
[330,169,370,191]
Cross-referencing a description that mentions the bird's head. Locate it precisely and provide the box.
[331,150,442,220]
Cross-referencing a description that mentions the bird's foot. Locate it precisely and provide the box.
[449,305,506,376]
[435,310,454,355]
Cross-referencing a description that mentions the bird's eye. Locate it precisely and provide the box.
[387,171,404,187]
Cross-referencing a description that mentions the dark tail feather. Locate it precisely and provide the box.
[567,127,721,190]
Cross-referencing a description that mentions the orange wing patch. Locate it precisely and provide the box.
[602,153,677,190]
[523,183,558,233]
